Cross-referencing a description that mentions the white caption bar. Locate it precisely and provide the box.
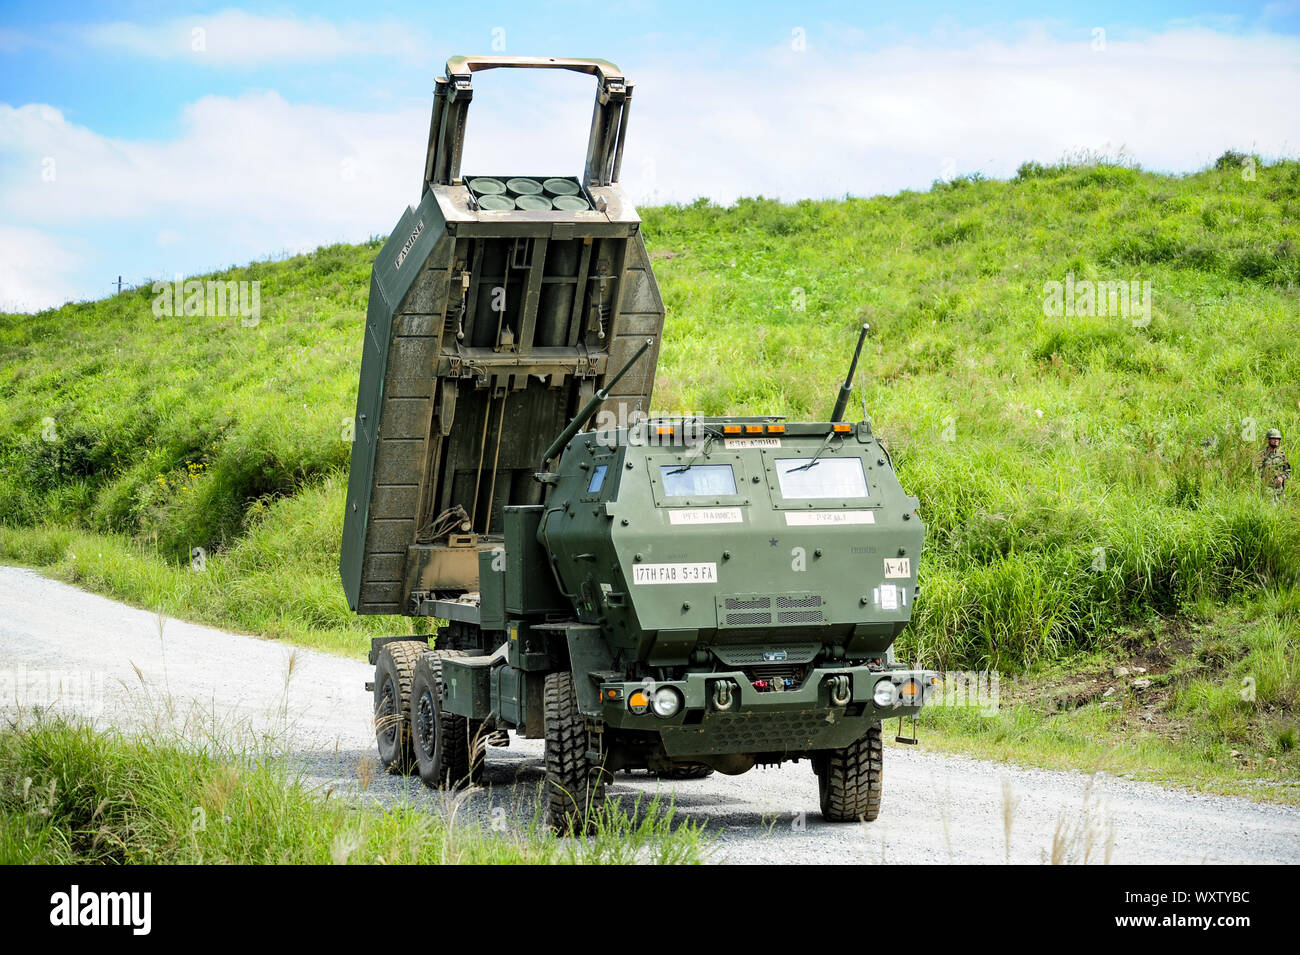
[785,511,875,525]
[669,507,744,525]
[632,562,719,585]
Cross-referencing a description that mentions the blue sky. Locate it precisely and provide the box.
[2,1,1299,310]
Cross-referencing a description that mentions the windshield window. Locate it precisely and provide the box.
[587,464,608,493]
[775,457,868,499]
[660,464,737,496]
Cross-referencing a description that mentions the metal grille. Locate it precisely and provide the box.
[713,643,820,666]
[725,611,771,626]
[777,609,824,624]
[776,595,822,609]
[725,597,771,611]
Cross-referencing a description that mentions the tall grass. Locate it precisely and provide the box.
[0,718,708,864]
[904,494,1299,671]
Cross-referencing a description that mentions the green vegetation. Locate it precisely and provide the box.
[0,718,707,864]
[911,589,1300,802]
[1,153,1297,796]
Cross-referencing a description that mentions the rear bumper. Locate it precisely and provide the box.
[598,665,938,756]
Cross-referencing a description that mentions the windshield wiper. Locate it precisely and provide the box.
[668,428,720,474]
[794,432,838,472]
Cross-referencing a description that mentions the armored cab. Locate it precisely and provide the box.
[347,57,936,835]
[341,56,664,617]
[533,416,928,774]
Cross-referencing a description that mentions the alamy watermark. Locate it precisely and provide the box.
[152,278,261,327]
[1042,272,1151,327]
[49,885,151,935]
[1,666,105,716]
[591,407,708,448]
[913,670,1002,715]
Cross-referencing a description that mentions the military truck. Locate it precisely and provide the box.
[343,55,936,833]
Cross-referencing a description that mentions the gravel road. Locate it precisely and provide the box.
[2,565,1297,864]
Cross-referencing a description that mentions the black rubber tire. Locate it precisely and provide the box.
[544,671,607,835]
[373,640,427,774]
[816,722,883,822]
[408,650,486,790]
[655,762,715,780]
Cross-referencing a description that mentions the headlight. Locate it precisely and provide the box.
[651,686,683,718]
[873,679,897,707]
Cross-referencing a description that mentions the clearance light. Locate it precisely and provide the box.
[832,423,852,433]
[628,690,650,715]
[655,425,675,436]
[766,424,786,434]
[722,425,742,434]
[744,425,764,434]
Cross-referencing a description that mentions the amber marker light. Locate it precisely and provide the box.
[628,690,650,714]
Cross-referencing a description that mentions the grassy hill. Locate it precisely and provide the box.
[3,153,1298,796]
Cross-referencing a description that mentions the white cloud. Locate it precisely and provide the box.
[81,8,423,65]
[2,25,1298,311]
[0,96,430,309]
[0,227,86,312]
[1,95,427,229]
[618,27,1300,203]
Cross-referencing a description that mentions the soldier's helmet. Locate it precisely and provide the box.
[1266,428,1282,440]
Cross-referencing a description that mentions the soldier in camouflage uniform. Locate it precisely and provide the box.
[1257,428,1291,501]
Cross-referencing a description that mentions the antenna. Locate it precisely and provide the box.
[538,339,653,470]
[830,323,870,422]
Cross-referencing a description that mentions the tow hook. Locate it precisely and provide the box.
[827,674,851,707]
[712,679,736,711]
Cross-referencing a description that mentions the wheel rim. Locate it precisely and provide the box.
[378,677,397,745]
[416,688,437,758]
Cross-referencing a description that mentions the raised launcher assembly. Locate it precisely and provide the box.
[341,56,664,616]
